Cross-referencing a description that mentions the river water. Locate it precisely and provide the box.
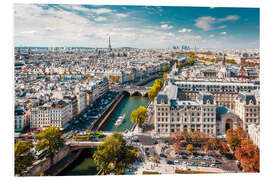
[58,79,155,176]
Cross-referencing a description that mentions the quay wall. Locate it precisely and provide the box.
[26,146,71,176]
[97,94,125,130]
[90,92,125,131]
[51,149,83,176]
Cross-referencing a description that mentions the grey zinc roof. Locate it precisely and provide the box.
[237,92,257,105]
[157,91,168,104]
[197,91,214,104]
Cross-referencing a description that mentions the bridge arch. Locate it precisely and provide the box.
[131,91,143,96]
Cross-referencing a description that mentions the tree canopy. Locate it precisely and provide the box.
[186,144,194,152]
[35,127,65,164]
[93,133,139,175]
[15,141,35,176]
[131,106,148,127]
[225,126,259,172]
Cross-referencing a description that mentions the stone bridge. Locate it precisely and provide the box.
[68,141,102,151]
[121,86,150,96]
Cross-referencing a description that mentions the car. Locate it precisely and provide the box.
[167,160,174,165]
[182,155,188,159]
[160,153,167,158]
[174,160,180,164]
[182,161,187,165]
[202,163,209,167]
[210,164,217,168]
[175,155,180,159]
[197,156,203,160]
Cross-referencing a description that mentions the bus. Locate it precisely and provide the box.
[72,135,89,141]
[86,131,101,137]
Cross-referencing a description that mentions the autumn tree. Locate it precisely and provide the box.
[219,141,230,154]
[207,138,220,152]
[15,141,35,176]
[35,127,65,165]
[163,72,168,82]
[131,106,148,128]
[147,87,158,101]
[235,143,259,172]
[162,66,168,72]
[186,144,194,152]
[93,133,139,175]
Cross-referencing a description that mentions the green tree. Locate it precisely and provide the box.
[131,106,148,127]
[15,141,35,176]
[93,133,139,175]
[186,144,194,152]
[35,127,65,165]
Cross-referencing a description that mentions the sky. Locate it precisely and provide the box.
[14,4,260,49]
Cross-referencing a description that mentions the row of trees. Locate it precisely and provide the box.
[198,56,237,64]
[170,130,230,154]
[147,79,164,101]
[15,127,65,176]
[177,56,196,69]
[226,126,259,172]
[93,133,139,175]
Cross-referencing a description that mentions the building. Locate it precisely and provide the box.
[175,80,259,111]
[30,100,71,130]
[248,124,260,148]
[15,107,27,131]
[154,81,218,137]
[234,92,260,131]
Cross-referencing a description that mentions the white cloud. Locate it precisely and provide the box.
[195,16,216,31]
[220,32,227,35]
[115,13,128,18]
[218,25,227,29]
[178,28,192,33]
[195,15,240,31]
[94,17,107,22]
[209,34,215,38]
[89,8,113,15]
[161,24,173,30]
[218,15,240,22]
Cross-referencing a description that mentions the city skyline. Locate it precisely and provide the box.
[15,4,259,49]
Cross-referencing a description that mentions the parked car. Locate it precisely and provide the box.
[160,153,167,158]
[210,164,217,168]
[174,160,180,164]
[167,160,174,165]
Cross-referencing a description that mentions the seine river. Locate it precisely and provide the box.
[59,80,154,176]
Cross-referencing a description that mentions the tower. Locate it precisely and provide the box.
[223,53,226,65]
[108,36,112,52]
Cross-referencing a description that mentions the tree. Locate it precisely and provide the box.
[207,138,220,151]
[15,141,35,176]
[153,79,162,91]
[162,66,168,72]
[147,87,158,101]
[163,72,168,82]
[235,143,259,172]
[186,144,194,152]
[93,133,139,175]
[35,127,65,165]
[219,141,230,154]
[131,106,148,127]
[228,136,241,151]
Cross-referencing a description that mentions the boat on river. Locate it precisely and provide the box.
[115,114,125,127]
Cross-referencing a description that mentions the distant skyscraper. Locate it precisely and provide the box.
[108,36,112,52]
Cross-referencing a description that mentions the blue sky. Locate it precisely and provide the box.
[14,4,259,49]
